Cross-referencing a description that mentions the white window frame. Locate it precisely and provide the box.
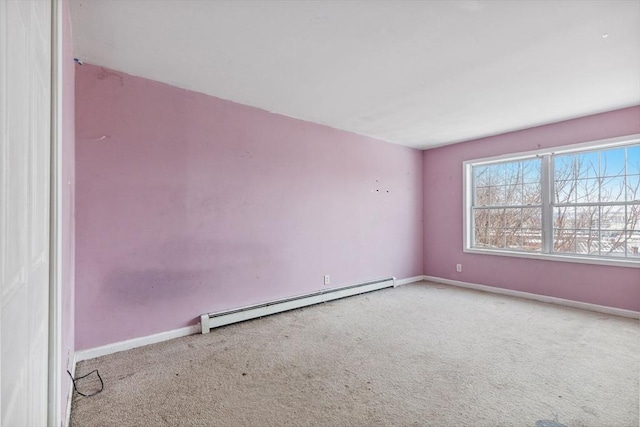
[463,134,640,268]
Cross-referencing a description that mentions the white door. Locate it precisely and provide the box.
[0,0,52,425]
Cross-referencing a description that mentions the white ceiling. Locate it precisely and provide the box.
[70,0,640,150]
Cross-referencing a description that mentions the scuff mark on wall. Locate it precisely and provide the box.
[97,67,124,86]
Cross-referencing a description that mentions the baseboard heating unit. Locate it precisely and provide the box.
[200,277,396,334]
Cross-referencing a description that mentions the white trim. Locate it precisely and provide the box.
[463,133,640,268]
[48,0,63,425]
[463,162,472,250]
[77,277,405,359]
[462,247,640,268]
[74,325,201,362]
[465,134,640,166]
[64,353,76,427]
[424,275,640,319]
[202,278,395,333]
[394,276,424,287]
[541,154,553,254]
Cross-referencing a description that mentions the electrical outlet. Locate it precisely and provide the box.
[456,264,462,272]
[324,274,330,285]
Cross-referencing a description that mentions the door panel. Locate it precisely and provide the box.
[0,0,52,425]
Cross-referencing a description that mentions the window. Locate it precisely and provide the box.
[464,135,640,267]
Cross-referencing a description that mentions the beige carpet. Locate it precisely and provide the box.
[70,281,639,426]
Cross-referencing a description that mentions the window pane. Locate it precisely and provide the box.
[489,230,505,249]
[474,165,490,186]
[504,208,521,229]
[627,175,640,202]
[626,232,640,258]
[575,229,599,255]
[627,145,640,175]
[490,185,505,205]
[472,159,541,209]
[601,207,625,230]
[601,235,627,257]
[522,229,542,251]
[522,183,541,205]
[522,207,541,229]
[504,184,522,205]
[627,205,640,232]
[489,163,506,184]
[600,147,625,177]
[554,228,576,253]
[504,162,521,185]
[486,186,496,205]
[554,155,575,181]
[554,206,575,229]
[504,228,522,249]
[475,186,490,206]
[600,176,625,203]
[600,228,624,239]
[575,206,599,229]
[474,227,489,247]
[522,159,541,184]
[576,152,599,179]
[474,210,489,229]
[483,229,497,248]
[555,179,574,204]
[489,209,504,228]
[599,227,626,257]
[576,178,599,203]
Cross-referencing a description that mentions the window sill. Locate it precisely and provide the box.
[463,247,640,268]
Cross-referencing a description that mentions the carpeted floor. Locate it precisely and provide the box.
[70,281,639,427]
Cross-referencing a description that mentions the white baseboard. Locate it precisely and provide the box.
[74,324,201,363]
[72,274,636,366]
[394,275,424,287]
[75,275,418,361]
[423,275,640,319]
[202,277,395,333]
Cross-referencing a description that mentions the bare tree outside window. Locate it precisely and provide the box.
[469,142,640,261]
[554,145,640,258]
[473,158,542,251]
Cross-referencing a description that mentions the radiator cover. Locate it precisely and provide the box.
[200,277,396,334]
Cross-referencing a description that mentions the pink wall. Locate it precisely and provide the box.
[75,64,424,350]
[423,106,640,312]
[61,0,76,422]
